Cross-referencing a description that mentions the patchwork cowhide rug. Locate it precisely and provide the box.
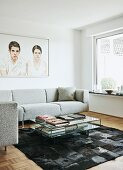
[15,126,123,170]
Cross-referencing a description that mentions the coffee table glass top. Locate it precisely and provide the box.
[32,114,101,138]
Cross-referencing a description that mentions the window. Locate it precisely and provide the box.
[93,29,123,90]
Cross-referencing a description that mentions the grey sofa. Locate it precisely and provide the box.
[0,102,18,150]
[0,88,89,126]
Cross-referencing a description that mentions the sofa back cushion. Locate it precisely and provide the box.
[58,87,75,101]
[45,88,58,102]
[12,89,46,105]
[0,90,12,102]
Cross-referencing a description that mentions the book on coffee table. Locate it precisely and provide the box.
[41,127,65,134]
[36,115,56,123]
[36,115,55,121]
[46,118,69,127]
[68,113,85,119]
[56,115,74,121]
[57,113,85,120]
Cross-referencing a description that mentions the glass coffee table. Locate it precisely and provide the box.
[32,114,101,138]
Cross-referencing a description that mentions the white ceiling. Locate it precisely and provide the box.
[0,0,123,29]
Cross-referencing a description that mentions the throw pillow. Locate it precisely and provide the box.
[58,87,75,101]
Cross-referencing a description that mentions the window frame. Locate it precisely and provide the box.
[92,28,123,91]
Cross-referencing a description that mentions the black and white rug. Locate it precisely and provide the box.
[15,126,123,170]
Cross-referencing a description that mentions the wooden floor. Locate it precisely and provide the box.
[84,112,123,131]
[0,112,123,170]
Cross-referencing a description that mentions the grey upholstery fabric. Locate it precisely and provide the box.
[0,90,12,102]
[17,106,24,121]
[0,102,18,147]
[58,87,75,101]
[22,103,61,120]
[45,88,58,102]
[53,101,87,115]
[12,89,46,105]
[0,88,89,123]
[75,89,89,103]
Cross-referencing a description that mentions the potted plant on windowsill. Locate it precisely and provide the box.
[101,77,116,94]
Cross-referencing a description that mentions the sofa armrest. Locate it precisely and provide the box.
[75,89,89,103]
[0,102,18,147]
[17,105,25,121]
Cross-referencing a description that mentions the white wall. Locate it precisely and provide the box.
[0,18,81,89]
[89,93,123,118]
[81,15,123,90]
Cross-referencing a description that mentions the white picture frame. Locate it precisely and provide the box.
[0,33,49,77]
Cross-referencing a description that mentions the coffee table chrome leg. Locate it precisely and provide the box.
[100,119,101,126]
[22,114,25,128]
[85,130,89,137]
[80,130,89,137]
[5,146,7,151]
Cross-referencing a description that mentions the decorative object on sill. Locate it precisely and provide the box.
[101,77,116,94]
[117,85,123,95]
[116,86,123,95]
[105,89,113,95]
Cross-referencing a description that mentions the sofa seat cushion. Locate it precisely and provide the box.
[52,101,87,114]
[22,103,61,120]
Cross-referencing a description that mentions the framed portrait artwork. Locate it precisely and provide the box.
[0,33,49,77]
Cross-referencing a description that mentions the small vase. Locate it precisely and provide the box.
[105,90,113,95]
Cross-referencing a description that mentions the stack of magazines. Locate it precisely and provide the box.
[57,113,86,121]
[36,115,54,123]
[34,124,66,137]
[36,115,69,127]
[41,127,65,136]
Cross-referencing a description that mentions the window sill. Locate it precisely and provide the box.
[89,91,123,97]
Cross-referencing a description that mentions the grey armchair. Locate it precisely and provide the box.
[0,102,18,151]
